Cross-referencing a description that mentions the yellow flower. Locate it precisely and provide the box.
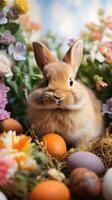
[0,0,8,9]
[0,131,34,155]
[0,131,38,171]
[14,0,29,15]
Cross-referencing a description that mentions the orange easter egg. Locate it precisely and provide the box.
[42,133,67,156]
[1,118,23,134]
[29,180,70,200]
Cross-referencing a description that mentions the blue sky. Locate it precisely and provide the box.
[29,0,112,39]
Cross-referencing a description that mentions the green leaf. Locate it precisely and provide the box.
[4,23,20,35]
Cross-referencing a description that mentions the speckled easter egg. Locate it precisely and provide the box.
[103,168,112,200]
[67,151,105,175]
[70,168,101,199]
[41,133,67,156]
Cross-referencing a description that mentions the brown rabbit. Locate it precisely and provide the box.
[28,40,103,147]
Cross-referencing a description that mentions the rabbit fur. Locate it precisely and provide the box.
[28,40,103,147]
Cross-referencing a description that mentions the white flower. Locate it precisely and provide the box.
[0,52,12,77]
[0,192,8,200]
[20,157,38,171]
[95,51,105,63]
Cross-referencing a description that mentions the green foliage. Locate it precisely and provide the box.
[0,3,42,129]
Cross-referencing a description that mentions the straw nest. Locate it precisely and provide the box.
[67,123,112,170]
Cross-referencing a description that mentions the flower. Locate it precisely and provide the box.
[20,15,41,31]
[0,33,16,45]
[67,38,76,47]
[0,81,10,120]
[0,157,17,185]
[98,44,108,55]
[0,192,8,200]
[0,131,38,171]
[0,98,8,109]
[0,52,12,77]
[8,42,26,61]
[0,109,10,121]
[0,11,7,25]
[0,81,10,97]
[92,30,102,40]
[96,80,108,91]
[0,0,8,9]
[17,156,38,171]
[0,131,33,153]
[102,98,112,118]
[14,0,29,15]
[105,16,112,30]
[106,48,112,64]
[7,7,19,20]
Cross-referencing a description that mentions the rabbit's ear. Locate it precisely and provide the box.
[33,42,56,73]
[63,40,83,75]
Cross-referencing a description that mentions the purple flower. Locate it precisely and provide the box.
[0,33,16,45]
[0,81,10,120]
[0,82,10,97]
[8,42,26,61]
[0,109,10,121]
[102,98,112,118]
[0,98,8,109]
[0,11,8,25]
[7,7,19,20]
[67,38,76,47]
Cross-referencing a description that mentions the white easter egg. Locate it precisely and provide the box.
[0,192,8,200]
[103,168,112,200]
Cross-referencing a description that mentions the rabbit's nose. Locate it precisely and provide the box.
[53,95,63,100]
[53,90,64,99]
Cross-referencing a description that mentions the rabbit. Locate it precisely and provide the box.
[28,40,103,147]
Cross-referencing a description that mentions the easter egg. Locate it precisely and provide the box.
[29,180,70,200]
[103,168,112,200]
[1,118,23,134]
[41,133,67,156]
[70,168,101,199]
[67,151,105,175]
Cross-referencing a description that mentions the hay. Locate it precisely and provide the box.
[70,124,112,169]
[31,125,112,171]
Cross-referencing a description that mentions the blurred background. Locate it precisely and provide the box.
[29,0,112,38]
[1,0,112,128]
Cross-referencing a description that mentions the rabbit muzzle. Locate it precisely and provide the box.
[44,89,65,106]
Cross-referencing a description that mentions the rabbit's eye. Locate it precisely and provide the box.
[69,78,74,87]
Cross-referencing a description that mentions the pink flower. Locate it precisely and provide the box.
[98,44,108,55]
[92,30,102,40]
[0,157,17,185]
[106,48,112,64]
